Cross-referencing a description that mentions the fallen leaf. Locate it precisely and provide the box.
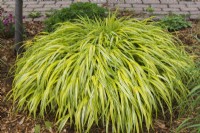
[19,117,25,125]
[154,119,167,129]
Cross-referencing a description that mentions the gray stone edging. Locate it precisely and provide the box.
[0,0,200,20]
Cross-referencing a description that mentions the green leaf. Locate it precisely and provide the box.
[45,121,52,130]
[34,125,40,133]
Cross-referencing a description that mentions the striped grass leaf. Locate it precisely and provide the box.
[176,84,200,133]
[10,15,194,133]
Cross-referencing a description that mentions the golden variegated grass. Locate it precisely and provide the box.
[10,15,194,133]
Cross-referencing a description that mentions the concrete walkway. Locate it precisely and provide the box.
[0,0,200,20]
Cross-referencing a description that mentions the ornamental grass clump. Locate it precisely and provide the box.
[11,15,194,133]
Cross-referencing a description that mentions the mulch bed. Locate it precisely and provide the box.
[175,20,200,62]
[0,20,199,133]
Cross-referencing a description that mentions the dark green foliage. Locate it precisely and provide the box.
[158,14,191,32]
[44,8,71,32]
[176,62,200,133]
[70,2,107,18]
[44,2,107,32]
[176,85,200,132]
[146,6,154,14]
[28,11,41,19]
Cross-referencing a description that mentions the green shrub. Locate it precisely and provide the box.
[158,14,191,32]
[146,6,154,14]
[44,2,107,32]
[28,11,42,19]
[10,15,194,133]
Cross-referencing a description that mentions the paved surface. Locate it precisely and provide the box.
[0,0,200,20]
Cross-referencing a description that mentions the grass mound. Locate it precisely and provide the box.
[10,15,194,133]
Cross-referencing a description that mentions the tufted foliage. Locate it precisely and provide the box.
[11,15,194,133]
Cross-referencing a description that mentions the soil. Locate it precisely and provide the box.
[0,20,199,133]
[175,20,200,61]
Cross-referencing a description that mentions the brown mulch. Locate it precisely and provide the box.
[0,20,200,133]
[174,20,200,61]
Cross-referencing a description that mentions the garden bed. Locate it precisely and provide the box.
[0,19,199,133]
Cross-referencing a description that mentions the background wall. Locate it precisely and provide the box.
[0,0,200,20]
